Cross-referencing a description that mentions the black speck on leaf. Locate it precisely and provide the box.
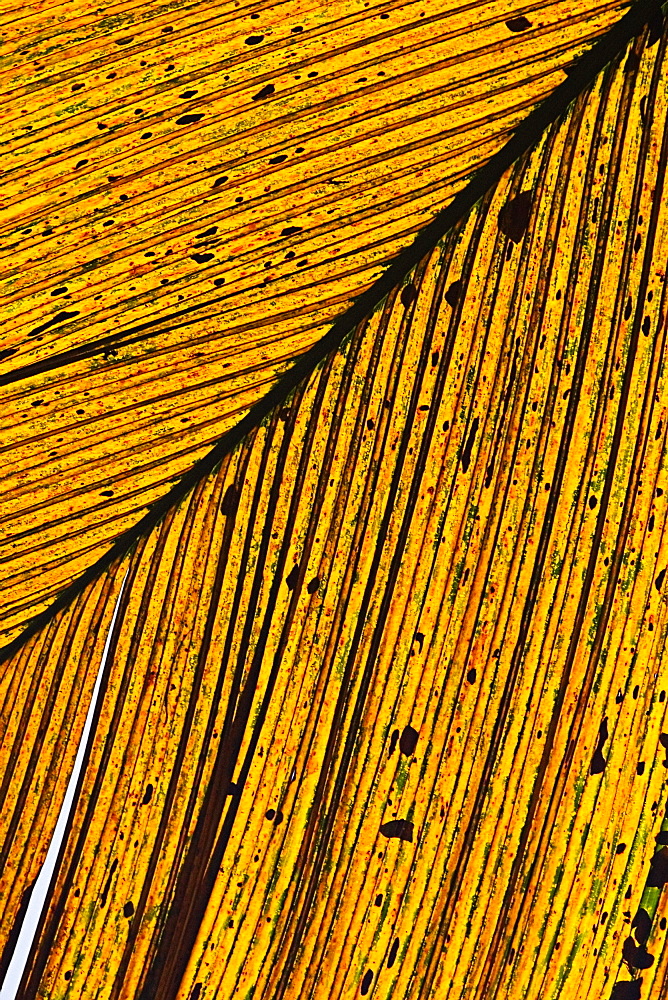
[306,577,320,594]
[265,809,276,820]
[498,191,533,242]
[0,347,18,362]
[400,282,417,307]
[379,819,414,842]
[659,733,668,767]
[286,564,299,590]
[609,982,642,1000]
[245,34,265,44]
[387,937,400,968]
[123,901,134,917]
[269,154,288,164]
[291,25,303,32]
[252,83,275,101]
[179,90,198,98]
[213,176,229,188]
[281,226,303,236]
[99,858,118,907]
[220,485,239,516]
[445,279,463,307]
[505,16,533,31]
[388,729,399,756]
[399,725,419,756]
[591,752,606,776]
[191,253,215,263]
[360,970,373,995]
[75,160,88,169]
[622,936,654,970]
[632,908,652,945]
[655,568,666,591]
[467,667,477,684]
[176,113,204,125]
[51,286,68,295]
[647,847,668,888]
[590,716,609,775]
[29,310,80,338]
[161,25,173,32]
[460,417,479,473]
[141,784,153,805]
[115,36,134,45]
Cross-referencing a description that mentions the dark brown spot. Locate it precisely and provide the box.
[400,283,417,307]
[360,970,373,995]
[220,485,239,516]
[590,717,609,775]
[444,279,463,307]
[399,726,418,756]
[632,908,652,945]
[379,819,414,842]
[622,936,654,970]
[498,191,533,242]
[647,847,668,888]
[505,16,532,31]
[387,937,400,968]
[609,981,642,1000]
[252,83,275,101]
